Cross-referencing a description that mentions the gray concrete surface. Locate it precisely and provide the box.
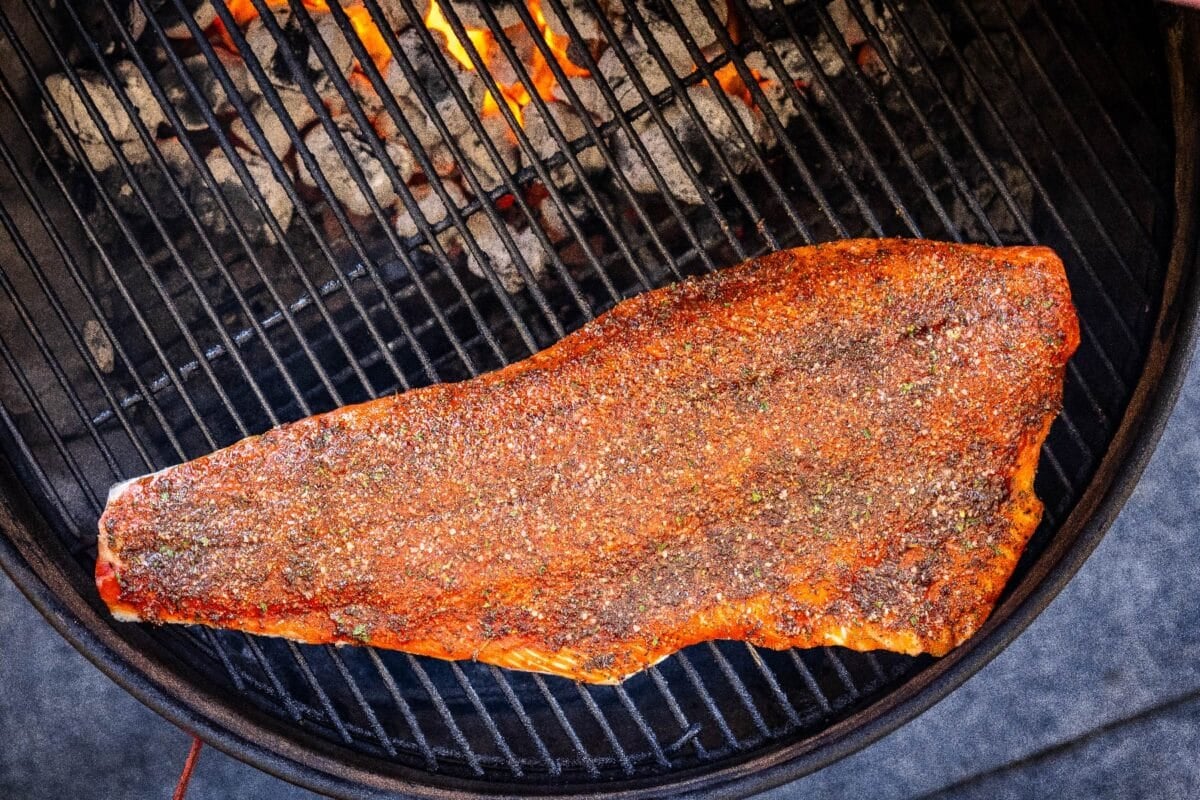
[1,351,1197,799]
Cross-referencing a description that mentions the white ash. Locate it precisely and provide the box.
[522,101,605,185]
[308,13,356,85]
[537,195,574,243]
[297,119,415,217]
[464,213,549,293]
[394,179,466,239]
[613,108,704,205]
[453,113,520,193]
[45,63,163,149]
[83,319,115,373]
[632,0,729,76]
[685,85,764,175]
[603,47,673,117]
[445,0,522,31]
[197,145,294,242]
[161,0,216,39]
[228,97,297,164]
[173,50,256,119]
[369,0,417,33]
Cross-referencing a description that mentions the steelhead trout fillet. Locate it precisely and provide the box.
[97,239,1079,683]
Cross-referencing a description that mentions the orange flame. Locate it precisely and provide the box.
[222,0,392,72]
[424,0,590,127]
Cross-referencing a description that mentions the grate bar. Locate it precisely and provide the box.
[0,403,76,528]
[404,655,484,775]
[647,667,710,760]
[675,652,742,750]
[533,675,600,778]
[326,646,399,757]
[369,0,601,327]
[227,0,440,386]
[788,651,833,715]
[743,644,803,728]
[448,663,523,776]
[613,684,672,769]
[487,667,560,775]
[996,0,1161,247]
[365,649,439,771]
[621,0,783,251]
[287,642,355,744]
[765,0,923,237]
[574,684,635,775]
[28,0,268,442]
[704,642,771,737]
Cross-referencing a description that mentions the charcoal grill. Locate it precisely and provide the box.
[1,0,1198,796]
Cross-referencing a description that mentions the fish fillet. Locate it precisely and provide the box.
[96,239,1079,683]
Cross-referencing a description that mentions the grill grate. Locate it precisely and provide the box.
[0,0,1178,793]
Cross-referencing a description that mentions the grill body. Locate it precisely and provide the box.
[0,0,1197,797]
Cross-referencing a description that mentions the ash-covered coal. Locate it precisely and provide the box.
[42,0,1040,300]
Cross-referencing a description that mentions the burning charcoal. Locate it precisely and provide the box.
[308,13,357,85]
[159,0,217,39]
[297,120,415,217]
[613,112,704,205]
[456,117,520,192]
[243,7,300,87]
[156,136,197,176]
[394,180,466,239]
[683,84,762,175]
[633,0,729,76]
[743,51,800,128]
[44,65,163,150]
[464,214,549,294]
[370,0,418,33]
[603,48,672,118]
[537,0,620,44]
[175,50,257,118]
[197,145,294,243]
[447,0,522,30]
[537,194,575,243]
[522,101,604,186]
[229,97,300,164]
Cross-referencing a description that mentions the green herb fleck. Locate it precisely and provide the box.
[158,546,175,557]
[750,489,764,503]
[352,623,370,641]
[258,602,268,614]
[899,382,915,394]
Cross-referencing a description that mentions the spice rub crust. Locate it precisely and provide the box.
[97,239,1079,683]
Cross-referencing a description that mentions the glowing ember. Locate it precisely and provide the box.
[710,61,771,108]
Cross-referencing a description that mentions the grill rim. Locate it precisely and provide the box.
[1,6,1198,800]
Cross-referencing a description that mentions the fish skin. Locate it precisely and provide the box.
[97,239,1079,684]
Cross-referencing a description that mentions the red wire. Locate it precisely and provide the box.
[172,737,204,800]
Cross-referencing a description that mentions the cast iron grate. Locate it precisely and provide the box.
[0,0,1176,792]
